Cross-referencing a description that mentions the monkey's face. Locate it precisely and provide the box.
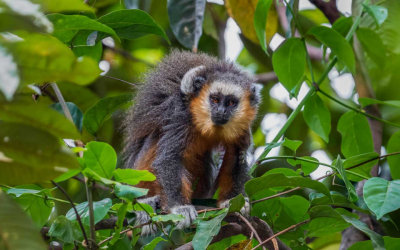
[209,93,238,126]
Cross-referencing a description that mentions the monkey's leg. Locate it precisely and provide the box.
[152,128,198,229]
[134,195,159,236]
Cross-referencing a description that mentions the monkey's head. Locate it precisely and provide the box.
[181,63,261,142]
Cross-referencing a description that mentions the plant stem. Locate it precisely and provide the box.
[51,83,74,123]
[98,222,151,246]
[237,214,267,250]
[318,89,400,128]
[284,0,304,37]
[249,0,368,175]
[85,179,97,249]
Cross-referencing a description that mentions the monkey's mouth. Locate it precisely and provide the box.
[211,116,229,126]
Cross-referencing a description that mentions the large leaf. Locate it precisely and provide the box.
[167,0,205,50]
[388,131,400,179]
[1,32,100,85]
[363,4,388,28]
[280,195,309,223]
[245,173,331,199]
[0,46,20,100]
[0,190,47,250]
[348,236,400,250]
[356,28,386,68]
[7,184,53,228]
[96,9,169,43]
[342,152,379,182]
[83,94,132,137]
[71,30,103,62]
[113,169,155,186]
[47,14,118,43]
[308,26,355,73]
[51,102,83,133]
[66,198,112,226]
[0,102,80,139]
[192,209,228,250]
[0,122,79,185]
[110,202,128,245]
[287,156,319,176]
[335,156,358,202]
[379,0,400,54]
[48,216,81,244]
[337,111,374,158]
[251,189,281,226]
[307,206,351,237]
[143,237,168,250]
[225,0,278,46]
[342,215,385,250]
[254,0,273,54]
[272,38,306,96]
[114,183,148,202]
[228,194,245,213]
[207,235,247,250]
[309,192,369,213]
[31,0,93,13]
[304,93,331,142]
[363,177,400,220]
[82,141,117,179]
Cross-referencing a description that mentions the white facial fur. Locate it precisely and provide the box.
[180,65,205,95]
[208,81,244,99]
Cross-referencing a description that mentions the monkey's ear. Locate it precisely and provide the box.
[180,65,205,95]
[250,83,261,106]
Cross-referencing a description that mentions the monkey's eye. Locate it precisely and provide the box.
[227,100,236,107]
[211,97,219,104]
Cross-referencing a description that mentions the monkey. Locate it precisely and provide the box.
[122,50,260,235]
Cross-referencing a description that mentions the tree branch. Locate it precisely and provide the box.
[237,214,267,250]
[309,0,340,24]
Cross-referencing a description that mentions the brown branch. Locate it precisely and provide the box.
[51,180,89,247]
[98,222,151,246]
[251,219,310,250]
[309,0,340,24]
[252,186,301,204]
[347,152,400,171]
[237,214,267,250]
[255,72,278,84]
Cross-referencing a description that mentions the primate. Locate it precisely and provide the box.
[122,50,260,235]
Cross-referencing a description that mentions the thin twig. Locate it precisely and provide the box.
[51,181,89,246]
[237,214,266,250]
[73,176,111,191]
[101,75,137,87]
[197,207,223,214]
[98,222,151,246]
[346,151,400,170]
[252,187,301,204]
[85,179,97,249]
[251,220,310,250]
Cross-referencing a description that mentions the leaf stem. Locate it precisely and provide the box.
[85,180,97,249]
[98,222,151,246]
[318,89,400,128]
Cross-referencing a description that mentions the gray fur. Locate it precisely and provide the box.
[122,50,260,233]
[134,196,160,236]
[170,205,198,229]
[180,65,205,94]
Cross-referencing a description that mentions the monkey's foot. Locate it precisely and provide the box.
[170,205,198,229]
[219,197,250,217]
[135,196,160,236]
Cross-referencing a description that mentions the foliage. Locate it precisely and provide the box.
[1,0,400,250]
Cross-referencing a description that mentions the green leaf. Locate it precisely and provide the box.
[71,31,103,62]
[272,38,306,95]
[0,190,47,249]
[192,209,228,250]
[263,168,301,191]
[228,194,245,213]
[83,94,132,137]
[7,184,53,228]
[356,28,386,68]
[113,169,155,186]
[51,102,83,133]
[0,0,53,33]
[0,122,79,185]
[359,97,400,109]
[82,168,116,186]
[0,45,19,100]
[388,131,400,179]
[0,102,80,139]
[82,141,117,179]
[143,237,168,250]
[342,152,379,182]
[208,234,247,250]
[337,111,374,158]
[309,192,369,213]
[250,189,281,225]
[245,173,331,199]
[133,203,154,214]
[1,32,100,85]
[289,156,319,176]
[97,9,169,43]
[281,137,303,153]
[167,0,203,49]
[348,236,400,250]
[285,0,300,38]
[363,177,400,220]
[303,93,331,142]
[47,14,118,43]
[307,206,350,237]
[308,26,355,74]
[335,155,358,202]
[48,216,80,243]
[53,169,81,183]
[31,0,94,13]
[341,215,385,250]
[280,195,309,223]
[110,203,128,245]
[362,4,388,28]
[114,183,148,202]
[66,198,112,226]
[254,0,273,54]
[152,214,184,222]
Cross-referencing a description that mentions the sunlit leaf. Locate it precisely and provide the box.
[51,102,83,133]
[208,234,247,250]
[143,237,168,250]
[253,0,273,54]
[387,131,400,179]
[113,169,155,186]
[304,93,331,142]
[114,183,148,202]
[228,194,245,213]
[335,155,358,202]
[82,141,117,179]
[66,198,112,225]
[348,236,400,250]
[152,214,184,222]
[281,137,303,153]
[356,28,386,68]
[362,4,388,28]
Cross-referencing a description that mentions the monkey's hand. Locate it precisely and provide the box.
[170,205,198,229]
[219,197,250,217]
[134,196,159,236]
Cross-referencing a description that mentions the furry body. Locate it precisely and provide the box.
[123,51,260,232]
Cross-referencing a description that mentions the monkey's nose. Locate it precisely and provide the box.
[211,115,229,126]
